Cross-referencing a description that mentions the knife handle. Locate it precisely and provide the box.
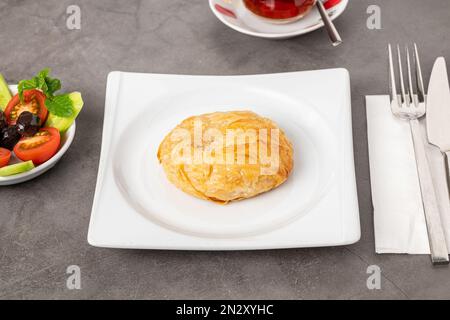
[410,119,449,265]
[445,151,450,196]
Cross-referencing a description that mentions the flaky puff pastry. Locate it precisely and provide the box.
[157,111,293,204]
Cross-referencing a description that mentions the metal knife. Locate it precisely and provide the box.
[427,57,450,183]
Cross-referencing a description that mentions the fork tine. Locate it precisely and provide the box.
[414,43,425,102]
[397,45,409,107]
[406,46,415,106]
[388,44,398,103]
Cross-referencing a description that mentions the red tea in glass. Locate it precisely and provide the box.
[243,0,316,23]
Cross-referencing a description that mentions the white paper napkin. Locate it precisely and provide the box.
[366,95,450,254]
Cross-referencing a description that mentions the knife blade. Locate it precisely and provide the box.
[427,57,450,179]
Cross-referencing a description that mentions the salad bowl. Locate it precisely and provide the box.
[0,85,76,186]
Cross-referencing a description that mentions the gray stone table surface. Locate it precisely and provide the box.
[1,0,450,299]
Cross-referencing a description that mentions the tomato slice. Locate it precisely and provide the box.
[0,148,11,168]
[13,127,60,165]
[4,89,48,125]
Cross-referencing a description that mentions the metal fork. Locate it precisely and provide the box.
[388,44,449,265]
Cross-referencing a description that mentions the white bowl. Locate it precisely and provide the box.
[0,85,76,186]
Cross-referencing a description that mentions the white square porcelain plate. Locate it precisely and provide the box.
[88,69,360,250]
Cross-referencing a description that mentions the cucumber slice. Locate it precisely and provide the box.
[0,160,35,177]
[45,92,83,133]
[0,73,12,111]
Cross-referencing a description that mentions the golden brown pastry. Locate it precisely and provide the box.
[157,111,293,204]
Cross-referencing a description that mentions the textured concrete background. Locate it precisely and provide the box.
[1,0,450,299]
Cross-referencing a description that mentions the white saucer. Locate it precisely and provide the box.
[209,0,348,39]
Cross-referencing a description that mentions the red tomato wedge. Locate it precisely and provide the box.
[0,148,11,168]
[13,127,60,165]
[4,89,48,125]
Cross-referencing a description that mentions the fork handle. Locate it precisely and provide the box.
[410,119,449,265]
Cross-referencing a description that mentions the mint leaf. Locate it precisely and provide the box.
[37,68,50,79]
[45,78,61,96]
[18,79,37,101]
[17,68,76,118]
[17,68,62,101]
[33,68,50,94]
[35,75,48,95]
[45,94,74,117]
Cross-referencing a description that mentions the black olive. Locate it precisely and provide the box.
[0,125,21,150]
[0,111,7,132]
[16,111,41,137]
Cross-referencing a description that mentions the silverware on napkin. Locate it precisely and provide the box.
[388,44,449,265]
[426,57,450,186]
